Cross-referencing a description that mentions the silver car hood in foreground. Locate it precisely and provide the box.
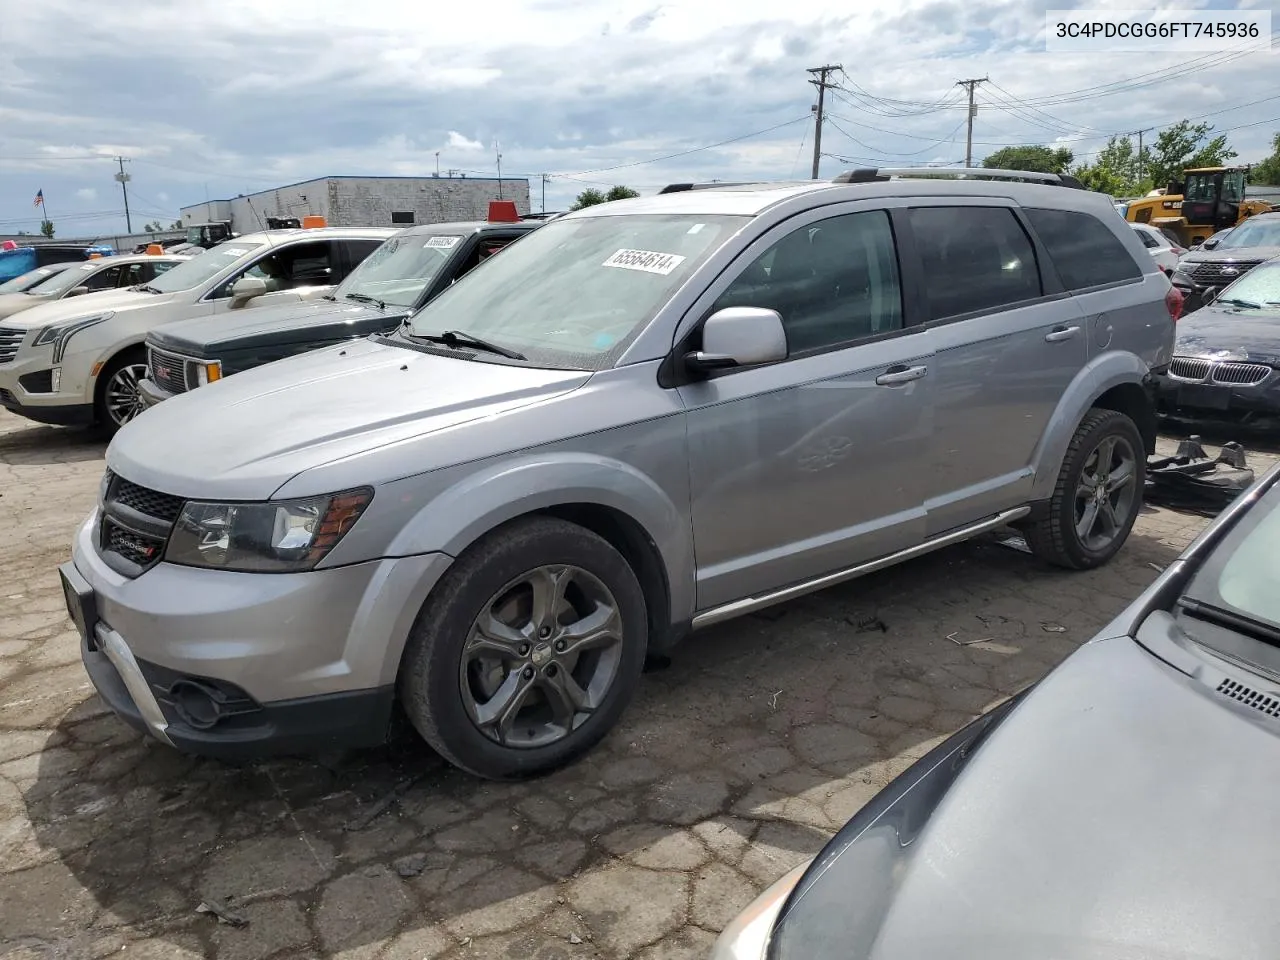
[788,635,1280,960]
[109,336,592,501]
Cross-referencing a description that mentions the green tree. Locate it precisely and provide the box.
[1072,135,1140,196]
[143,221,163,232]
[1146,120,1237,190]
[605,185,640,201]
[171,219,183,229]
[1252,132,1280,186]
[570,188,607,210]
[39,220,54,239]
[982,145,1074,174]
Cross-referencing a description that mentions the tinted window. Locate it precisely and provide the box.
[713,211,903,353]
[81,265,122,291]
[909,206,1041,319]
[339,240,385,280]
[215,241,334,297]
[1025,207,1143,290]
[1136,229,1160,249]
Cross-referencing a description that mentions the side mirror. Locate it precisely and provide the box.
[230,275,268,304]
[684,306,787,376]
[1202,238,1219,250]
[66,286,90,297]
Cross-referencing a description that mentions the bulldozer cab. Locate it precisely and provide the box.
[1176,168,1246,234]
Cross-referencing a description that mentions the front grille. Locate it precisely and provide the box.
[147,347,189,395]
[1169,357,1211,381]
[1211,362,1271,386]
[1169,357,1271,387]
[1190,260,1263,284]
[0,327,24,364]
[98,469,186,577]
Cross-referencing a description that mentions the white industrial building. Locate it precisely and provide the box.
[180,174,531,233]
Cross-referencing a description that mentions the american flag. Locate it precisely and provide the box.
[33,189,43,208]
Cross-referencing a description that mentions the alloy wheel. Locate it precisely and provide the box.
[105,363,149,427]
[1074,433,1139,552]
[459,564,625,749]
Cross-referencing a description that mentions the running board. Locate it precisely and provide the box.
[691,506,1031,630]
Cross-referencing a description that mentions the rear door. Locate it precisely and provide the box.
[904,200,1088,536]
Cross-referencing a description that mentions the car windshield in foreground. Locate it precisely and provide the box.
[1215,219,1280,250]
[0,264,70,294]
[145,241,265,294]
[334,232,465,308]
[1216,263,1280,308]
[27,261,105,296]
[1180,474,1280,650]
[404,213,747,370]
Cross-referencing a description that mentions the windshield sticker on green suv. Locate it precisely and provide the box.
[602,248,687,275]
[424,236,462,249]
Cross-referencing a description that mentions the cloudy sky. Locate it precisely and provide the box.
[1,0,1277,238]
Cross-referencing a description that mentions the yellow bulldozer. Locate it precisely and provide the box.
[1125,166,1271,248]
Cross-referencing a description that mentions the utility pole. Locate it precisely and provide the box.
[434,151,440,177]
[113,156,133,233]
[495,141,503,200]
[1131,127,1154,189]
[540,174,549,213]
[956,78,988,168]
[807,64,842,179]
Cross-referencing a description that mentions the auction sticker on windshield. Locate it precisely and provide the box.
[220,247,250,257]
[602,249,687,275]
[425,236,462,249]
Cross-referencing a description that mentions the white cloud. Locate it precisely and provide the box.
[446,131,485,151]
[75,187,97,201]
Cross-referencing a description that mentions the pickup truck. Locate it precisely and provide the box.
[139,216,543,407]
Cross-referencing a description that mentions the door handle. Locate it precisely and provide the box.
[1044,325,1081,343]
[875,364,928,386]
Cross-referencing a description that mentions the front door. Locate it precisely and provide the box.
[677,207,933,611]
[205,239,339,316]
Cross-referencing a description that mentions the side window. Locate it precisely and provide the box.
[216,241,336,297]
[1024,207,1144,290]
[119,263,148,286]
[81,265,122,291]
[338,240,385,280]
[907,206,1042,320]
[455,236,519,280]
[711,211,904,354]
[1136,230,1160,249]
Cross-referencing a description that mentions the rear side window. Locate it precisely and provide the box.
[1025,208,1143,290]
[908,206,1042,320]
[1136,229,1160,249]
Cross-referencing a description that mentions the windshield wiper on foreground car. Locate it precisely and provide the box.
[344,292,387,310]
[403,324,527,361]
[1218,297,1264,309]
[130,284,164,294]
[1178,596,1280,647]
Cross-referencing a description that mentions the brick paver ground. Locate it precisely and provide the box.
[0,410,1273,960]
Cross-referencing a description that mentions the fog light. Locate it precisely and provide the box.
[50,367,61,392]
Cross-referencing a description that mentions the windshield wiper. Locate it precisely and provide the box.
[321,293,337,301]
[344,292,387,310]
[407,328,527,361]
[137,284,163,294]
[1218,297,1264,309]
[1178,596,1280,647]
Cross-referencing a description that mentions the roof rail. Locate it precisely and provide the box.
[832,167,1087,189]
[657,181,758,194]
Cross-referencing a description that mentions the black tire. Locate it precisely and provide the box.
[1023,408,1146,570]
[398,516,648,780]
[93,346,149,437]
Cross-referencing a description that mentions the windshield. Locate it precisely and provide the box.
[1217,263,1280,306]
[405,213,747,370]
[335,232,466,308]
[1215,219,1280,250]
[0,264,70,294]
[28,260,106,296]
[146,241,264,293]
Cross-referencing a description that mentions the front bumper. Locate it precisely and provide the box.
[66,509,452,759]
[1155,367,1280,416]
[0,335,95,424]
[137,376,175,409]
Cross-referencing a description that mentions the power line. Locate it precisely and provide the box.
[826,115,968,158]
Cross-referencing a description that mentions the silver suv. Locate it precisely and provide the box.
[60,168,1178,780]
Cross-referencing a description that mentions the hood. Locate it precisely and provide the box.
[774,637,1280,960]
[109,335,591,501]
[1173,306,1280,366]
[0,287,169,330]
[148,297,396,355]
[0,292,53,320]
[1182,245,1280,266]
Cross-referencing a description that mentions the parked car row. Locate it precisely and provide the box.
[54,167,1178,781]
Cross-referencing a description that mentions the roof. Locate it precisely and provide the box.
[397,219,543,238]
[87,252,191,264]
[222,227,401,244]
[1185,166,1249,173]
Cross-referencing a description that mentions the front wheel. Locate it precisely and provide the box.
[94,347,149,436]
[1023,408,1145,570]
[398,516,648,780]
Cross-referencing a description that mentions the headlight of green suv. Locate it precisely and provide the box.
[33,312,114,363]
[165,488,373,572]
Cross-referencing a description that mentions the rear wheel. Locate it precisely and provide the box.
[94,347,149,435]
[1023,409,1145,570]
[398,516,648,780]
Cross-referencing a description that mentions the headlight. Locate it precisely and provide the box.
[194,360,222,387]
[33,313,114,363]
[165,488,373,573]
[710,863,808,960]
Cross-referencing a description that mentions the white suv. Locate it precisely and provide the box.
[0,227,394,433]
